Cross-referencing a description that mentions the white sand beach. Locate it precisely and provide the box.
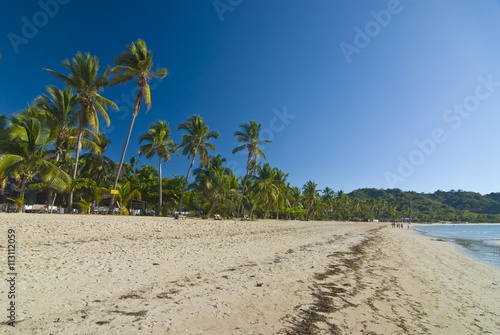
[1,214,499,334]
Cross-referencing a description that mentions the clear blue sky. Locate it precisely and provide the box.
[2,0,500,194]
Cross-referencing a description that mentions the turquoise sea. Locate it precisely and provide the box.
[413,224,500,269]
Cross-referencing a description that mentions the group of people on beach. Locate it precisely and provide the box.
[391,222,409,229]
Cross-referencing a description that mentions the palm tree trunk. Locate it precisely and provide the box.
[109,92,142,214]
[248,192,262,219]
[109,112,136,213]
[68,129,83,213]
[48,151,62,214]
[17,177,27,213]
[206,202,217,219]
[246,151,252,176]
[264,203,271,219]
[158,156,162,216]
[238,178,249,217]
[50,193,57,213]
[178,155,196,212]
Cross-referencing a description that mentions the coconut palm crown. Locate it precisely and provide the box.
[232,120,272,175]
[177,115,219,211]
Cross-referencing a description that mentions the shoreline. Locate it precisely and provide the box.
[411,223,500,269]
[1,214,499,334]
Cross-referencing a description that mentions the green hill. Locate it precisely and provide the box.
[348,188,500,222]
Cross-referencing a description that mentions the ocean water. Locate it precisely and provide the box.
[413,224,500,268]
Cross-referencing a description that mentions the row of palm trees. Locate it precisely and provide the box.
[0,105,396,220]
[0,39,165,213]
[0,39,399,220]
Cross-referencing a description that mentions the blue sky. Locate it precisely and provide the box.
[2,0,500,194]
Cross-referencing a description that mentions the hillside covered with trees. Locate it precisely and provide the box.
[348,188,500,223]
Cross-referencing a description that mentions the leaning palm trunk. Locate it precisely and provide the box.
[237,186,248,217]
[206,202,218,219]
[48,147,63,214]
[109,93,142,214]
[248,193,263,219]
[67,129,83,213]
[178,155,196,213]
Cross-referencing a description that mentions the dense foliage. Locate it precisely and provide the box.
[348,188,500,223]
[1,40,499,221]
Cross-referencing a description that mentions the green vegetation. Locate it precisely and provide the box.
[1,40,499,221]
[348,188,500,223]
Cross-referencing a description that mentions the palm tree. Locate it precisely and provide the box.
[335,190,351,221]
[163,175,185,211]
[302,180,320,220]
[36,86,80,210]
[268,168,289,219]
[107,181,141,215]
[192,155,239,218]
[0,116,10,203]
[0,117,10,197]
[72,178,107,213]
[138,121,176,215]
[177,115,219,212]
[108,39,168,212]
[35,86,78,161]
[45,51,117,211]
[0,108,71,211]
[79,132,115,186]
[322,187,335,220]
[232,121,272,176]
[247,163,280,218]
[0,115,8,140]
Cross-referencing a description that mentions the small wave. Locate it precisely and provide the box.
[484,239,500,247]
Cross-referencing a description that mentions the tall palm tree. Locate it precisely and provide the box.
[108,39,168,212]
[138,121,176,215]
[35,86,79,210]
[302,180,320,220]
[0,108,71,211]
[177,115,219,212]
[45,51,117,211]
[232,120,272,176]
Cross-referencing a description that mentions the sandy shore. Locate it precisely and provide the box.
[0,214,499,334]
